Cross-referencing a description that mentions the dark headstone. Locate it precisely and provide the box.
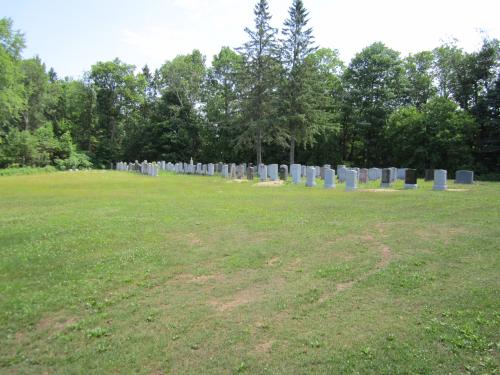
[381,168,392,188]
[279,164,288,181]
[247,166,254,180]
[455,170,474,184]
[405,169,417,185]
[425,169,434,181]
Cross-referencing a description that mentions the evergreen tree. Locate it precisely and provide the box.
[280,0,318,164]
[238,0,280,165]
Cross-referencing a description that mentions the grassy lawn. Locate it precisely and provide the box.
[0,171,499,374]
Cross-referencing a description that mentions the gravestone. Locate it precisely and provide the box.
[380,168,392,188]
[404,169,418,189]
[247,166,254,180]
[368,168,380,181]
[433,169,448,190]
[425,169,434,181]
[455,170,474,184]
[315,166,321,179]
[359,168,368,184]
[397,168,407,180]
[389,167,397,182]
[324,168,335,189]
[236,164,245,179]
[337,165,347,182]
[345,169,358,192]
[260,165,267,182]
[208,163,214,176]
[268,164,279,181]
[305,167,316,187]
[222,164,229,178]
[279,164,288,181]
[291,164,301,184]
[230,163,236,179]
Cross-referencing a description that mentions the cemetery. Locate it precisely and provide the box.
[1,0,499,372]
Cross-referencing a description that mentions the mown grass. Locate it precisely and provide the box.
[0,170,498,374]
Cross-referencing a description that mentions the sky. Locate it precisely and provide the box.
[2,0,499,79]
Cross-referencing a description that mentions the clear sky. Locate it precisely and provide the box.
[2,0,499,79]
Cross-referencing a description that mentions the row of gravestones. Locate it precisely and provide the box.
[115,161,475,188]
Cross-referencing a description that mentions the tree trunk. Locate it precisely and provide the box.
[289,133,295,165]
[256,128,262,166]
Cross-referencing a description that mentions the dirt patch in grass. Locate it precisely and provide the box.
[226,179,249,183]
[254,180,284,187]
[255,340,274,354]
[447,188,469,192]
[173,273,225,284]
[209,286,263,312]
[209,277,286,312]
[36,311,79,334]
[266,257,280,266]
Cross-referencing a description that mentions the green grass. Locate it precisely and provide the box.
[0,166,57,176]
[0,170,499,374]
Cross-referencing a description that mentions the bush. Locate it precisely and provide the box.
[54,151,92,170]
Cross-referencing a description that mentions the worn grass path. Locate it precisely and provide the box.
[0,171,499,374]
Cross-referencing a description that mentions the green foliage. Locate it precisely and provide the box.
[0,16,498,174]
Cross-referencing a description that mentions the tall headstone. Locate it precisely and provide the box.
[404,169,418,189]
[337,165,347,182]
[455,170,474,184]
[291,164,301,184]
[268,164,279,181]
[230,163,236,179]
[301,165,307,177]
[359,168,368,184]
[380,168,392,188]
[345,169,358,192]
[260,165,267,182]
[433,169,448,191]
[324,168,335,189]
[222,164,229,178]
[425,169,434,181]
[279,165,288,181]
[389,167,397,182]
[247,166,254,180]
[305,167,316,187]
[208,163,215,176]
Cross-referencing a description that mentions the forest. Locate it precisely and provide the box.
[0,0,499,176]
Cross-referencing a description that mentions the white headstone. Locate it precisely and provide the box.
[305,167,316,187]
[433,169,448,190]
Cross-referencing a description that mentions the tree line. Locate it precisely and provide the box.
[1,0,499,176]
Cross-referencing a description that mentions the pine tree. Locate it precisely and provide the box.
[281,0,317,164]
[238,0,280,165]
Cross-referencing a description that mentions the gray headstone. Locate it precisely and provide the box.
[260,165,267,182]
[208,163,214,176]
[433,169,448,190]
[305,167,316,187]
[222,164,229,178]
[268,164,279,181]
[455,170,474,184]
[291,164,301,184]
[345,169,358,191]
[324,168,335,189]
